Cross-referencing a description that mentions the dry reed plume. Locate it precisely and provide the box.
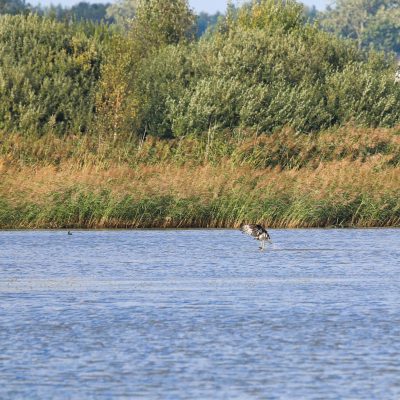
[0,126,399,229]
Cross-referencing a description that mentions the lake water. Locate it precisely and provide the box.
[0,229,399,399]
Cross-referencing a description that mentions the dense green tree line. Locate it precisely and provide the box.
[0,14,110,134]
[0,0,111,21]
[320,0,400,54]
[0,0,399,139]
[2,0,399,54]
[0,0,220,37]
[48,3,112,23]
[0,0,29,15]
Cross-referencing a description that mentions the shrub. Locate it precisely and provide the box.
[0,14,108,135]
[144,0,400,137]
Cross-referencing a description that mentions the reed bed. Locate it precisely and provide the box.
[0,127,399,229]
[1,125,399,168]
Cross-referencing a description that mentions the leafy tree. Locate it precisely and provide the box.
[196,12,222,37]
[124,0,195,137]
[234,0,305,32]
[303,4,318,22]
[36,3,112,24]
[96,0,400,139]
[1,0,400,141]
[167,0,400,136]
[0,0,29,14]
[320,0,400,53]
[130,0,195,50]
[108,0,220,38]
[106,0,136,25]
[0,14,107,135]
[95,0,195,140]
[95,34,138,140]
[67,2,111,23]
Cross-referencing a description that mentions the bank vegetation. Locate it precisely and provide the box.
[0,0,399,228]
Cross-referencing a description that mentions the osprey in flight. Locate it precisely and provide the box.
[240,224,272,250]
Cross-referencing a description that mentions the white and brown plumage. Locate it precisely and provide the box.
[240,224,272,250]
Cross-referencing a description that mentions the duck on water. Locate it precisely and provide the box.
[240,224,272,250]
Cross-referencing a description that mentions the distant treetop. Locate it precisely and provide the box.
[319,0,400,54]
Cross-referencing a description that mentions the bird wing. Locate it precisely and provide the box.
[240,224,262,238]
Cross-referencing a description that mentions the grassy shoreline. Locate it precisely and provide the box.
[0,198,398,229]
[0,140,399,229]
[1,5,399,230]
[1,126,399,230]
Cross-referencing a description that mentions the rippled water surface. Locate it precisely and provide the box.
[1,229,399,399]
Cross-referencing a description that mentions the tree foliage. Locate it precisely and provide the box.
[166,0,400,136]
[0,0,399,139]
[320,0,400,54]
[0,0,29,15]
[130,0,195,49]
[0,14,108,134]
[95,0,195,139]
[196,12,222,37]
[63,2,111,23]
[106,0,136,25]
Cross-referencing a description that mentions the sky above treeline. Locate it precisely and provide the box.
[29,0,332,12]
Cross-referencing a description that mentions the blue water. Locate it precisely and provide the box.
[0,229,399,399]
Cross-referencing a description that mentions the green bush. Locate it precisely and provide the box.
[137,0,400,137]
[0,14,108,135]
[132,44,194,138]
[326,62,400,127]
[1,1,400,139]
[171,2,400,136]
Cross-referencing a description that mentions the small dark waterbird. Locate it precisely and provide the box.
[240,224,272,250]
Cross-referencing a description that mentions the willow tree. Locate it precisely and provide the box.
[127,0,196,137]
[0,14,105,136]
[130,0,195,52]
[95,0,196,140]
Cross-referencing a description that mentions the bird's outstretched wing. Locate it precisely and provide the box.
[240,224,264,238]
